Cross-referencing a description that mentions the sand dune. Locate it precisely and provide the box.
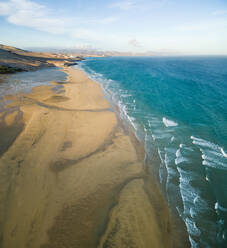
[0,44,81,72]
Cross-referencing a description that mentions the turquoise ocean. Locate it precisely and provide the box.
[79,56,227,248]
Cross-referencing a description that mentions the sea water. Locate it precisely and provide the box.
[79,56,227,248]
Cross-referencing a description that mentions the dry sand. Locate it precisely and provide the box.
[0,67,174,248]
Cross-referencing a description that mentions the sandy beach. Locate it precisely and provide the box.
[0,67,174,248]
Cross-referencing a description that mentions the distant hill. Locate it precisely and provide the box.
[28,47,181,57]
[0,44,28,54]
[28,47,136,57]
[0,44,79,73]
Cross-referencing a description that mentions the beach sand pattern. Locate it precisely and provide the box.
[0,68,174,248]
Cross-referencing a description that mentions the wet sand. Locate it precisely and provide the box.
[0,67,173,248]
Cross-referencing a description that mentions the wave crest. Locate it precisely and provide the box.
[162,117,178,127]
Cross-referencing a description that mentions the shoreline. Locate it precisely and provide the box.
[0,66,178,247]
[78,65,190,247]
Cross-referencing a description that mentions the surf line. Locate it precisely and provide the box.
[220,147,227,158]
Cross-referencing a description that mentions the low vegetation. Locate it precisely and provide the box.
[0,65,24,74]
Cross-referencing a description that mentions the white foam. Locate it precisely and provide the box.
[162,117,178,127]
[223,232,226,241]
[203,149,226,158]
[175,156,190,165]
[193,196,199,205]
[164,153,172,168]
[190,136,219,151]
[176,148,181,158]
[121,93,131,97]
[175,148,190,165]
[127,116,137,131]
[185,217,201,237]
[193,196,209,211]
[202,157,227,169]
[151,132,172,141]
[189,236,198,248]
[190,207,197,218]
[215,202,227,212]
[221,147,227,158]
[158,149,165,164]
[180,144,195,152]
[202,152,226,165]
[147,120,151,128]
[191,136,227,170]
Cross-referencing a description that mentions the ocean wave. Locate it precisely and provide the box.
[175,147,191,165]
[221,147,227,158]
[179,181,200,202]
[175,156,190,165]
[191,136,220,151]
[162,117,178,127]
[125,114,138,132]
[190,207,197,218]
[202,149,226,159]
[191,136,227,170]
[176,148,181,158]
[189,236,198,248]
[170,136,175,142]
[179,144,195,152]
[193,196,211,212]
[185,217,201,237]
[147,120,152,128]
[215,202,227,212]
[151,131,172,141]
[158,149,165,165]
[148,120,164,130]
[81,60,227,248]
[202,154,227,167]
[202,157,227,170]
[164,151,177,177]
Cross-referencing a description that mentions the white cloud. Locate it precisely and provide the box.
[109,0,166,11]
[0,0,125,51]
[0,0,69,34]
[0,0,44,15]
[0,0,118,35]
[109,0,139,10]
[0,1,13,15]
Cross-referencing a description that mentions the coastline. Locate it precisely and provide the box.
[0,66,175,247]
[78,64,190,248]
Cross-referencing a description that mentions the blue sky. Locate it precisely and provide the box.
[0,0,227,54]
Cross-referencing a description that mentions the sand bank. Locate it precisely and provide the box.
[0,67,173,247]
